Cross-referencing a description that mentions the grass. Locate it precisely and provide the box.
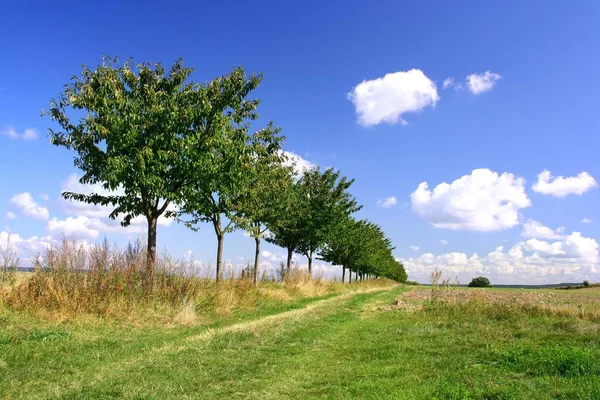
[2,244,599,399]
[2,283,600,399]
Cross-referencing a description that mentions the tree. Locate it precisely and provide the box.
[45,57,212,290]
[296,168,361,275]
[236,151,294,285]
[319,219,405,283]
[265,174,305,275]
[583,280,590,288]
[468,277,491,288]
[176,68,284,283]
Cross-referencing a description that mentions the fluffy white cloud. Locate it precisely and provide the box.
[0,231,55,260]
[439,239,449,245]
[10,192,49,220]
[561,232,599,263]
[5,212,17,220]
[521,220,563,240]
[409,245,420,252]
[523,238,565,256]
[532,170,597,197]
[377,196,397,208]
[402,230,599,284]
[348,69,439,126]
[48,216,101,241]
[281,151,316,175]
[582,218,593,224]
[410,169,531,231]
[1,126,39,140]
[466,71,501,94]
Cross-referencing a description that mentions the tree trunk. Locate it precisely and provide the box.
[355,271,358,282]
[349,269,352,283]
[216,232,224,283]
[146,215,157,294]
[342,266,345,283]
[286,247,293,275]
[253,236,260,285]
[307,250,313,276]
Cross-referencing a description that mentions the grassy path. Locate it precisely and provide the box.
[0,285,401,399]
[3,284,600,399]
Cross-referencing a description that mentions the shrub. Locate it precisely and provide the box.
[468,277,491,288]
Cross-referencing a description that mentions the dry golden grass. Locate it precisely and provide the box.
[0,239,393,326]
[388,285,600,322]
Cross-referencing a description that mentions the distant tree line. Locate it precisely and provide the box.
[45,57,407,290]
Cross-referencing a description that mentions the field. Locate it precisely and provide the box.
[1,280,600,399]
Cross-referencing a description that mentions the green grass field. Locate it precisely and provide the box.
[1,285,600,399]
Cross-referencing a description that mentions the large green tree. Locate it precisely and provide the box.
[45,57,214,289]
[177,69,284,283]
[265,173,306,275]
[236,153,294,285]
[296,168,361,275]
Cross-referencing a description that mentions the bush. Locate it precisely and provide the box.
[468,277,491,288]
[583,280,590,288]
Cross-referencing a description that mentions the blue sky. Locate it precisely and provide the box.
[1,0,600,284]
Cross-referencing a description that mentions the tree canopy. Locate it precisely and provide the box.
[45,57,215,288]
[48,57,410,287]
[468,277,491,288]
[173,68,284,282]
[296,168,361,275]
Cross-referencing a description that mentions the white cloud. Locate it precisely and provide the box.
[281,151,316,175]
[521,220,563,240]
[582,218,593,224]
[348,69,439,126]
[48,216,101,241]
[561,232,599,263]
[409,245,420,252]
[532,170,597,197]
[523,238,565,256]
[401,230,599,284]
[10,192,49,220]
[40,193,50,201]
[439,239,449,245]
[1,126,39,141]
[410,169,531,231]
[5,212,17,220]
[377,196,397,208]
[466,71,501,94]
[0,231,55,260]
[442,78,463,91]
[261,250,288,263]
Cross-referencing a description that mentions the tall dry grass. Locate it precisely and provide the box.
[0,239,387,323]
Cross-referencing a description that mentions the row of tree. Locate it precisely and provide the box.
[46,57,407,288]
